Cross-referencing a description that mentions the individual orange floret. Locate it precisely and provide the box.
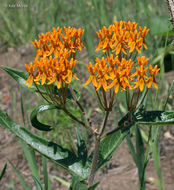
[146,65,160,89]
[61,27,85,52]
[84,62,98,87]
[24,62,35,88]
[133,66,148,91]
[96,25,114,52]
[139,26,150,49]
[137,56,149,66]
[84,57,110,91]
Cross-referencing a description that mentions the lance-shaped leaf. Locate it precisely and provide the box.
[134,111,174,125]
[75,128,88,166]
[0,110,90,178]
[1,66,45,93]
[0,163,7,181]
[97,129,129,169]
[1,66,80,102]
[69,176,88,190]
[9,161,31,190]
[30,105,60,131]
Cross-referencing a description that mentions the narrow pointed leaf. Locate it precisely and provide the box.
[30,105,60,131]
[119,109,174,128]
[69,176,88,190]
[88,182,100,190]
[135,125,145,184]
[134,111,174,125]
[126,135,137,165]
[20,140,40,179]
[75,128,87,166]
[0,163,7,181]
[32,175,44,190]
[0,110,90,178]
[9,161,31,190]
[97,129,128,169]
[1,66,45,93]
[51,175,70,187]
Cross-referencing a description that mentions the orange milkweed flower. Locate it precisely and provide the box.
[24,62,35,88]
[133,65,148,91]
[146,65,160,89]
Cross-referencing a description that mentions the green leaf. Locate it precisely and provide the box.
[42,156,49,190]
[134,111,174,125]
[9,161,31,190]
[0,163,7,181]
[32,175,44,190]
[119,109,174,127]
[69,176,88,190]
[51,175,70,188]
[1,66,45,93]
[135,126,145,187]
[20,141,40,179]
[30,104,60,131]
[149,16,173,35]
[75,128,88,166]
[0,110,90,178]
[97,129,128,169]
[126,135,137,165]
[88,182,100,190]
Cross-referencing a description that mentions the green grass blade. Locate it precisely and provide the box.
[151,126,164,190]
[32,175,44,190]
[135,125,145,190]
[20,140,40,179]
[0,163,7,181]
[126,134,137,165]
[9,161,31,190]
[52,175,70,188]
[42,155,52,190]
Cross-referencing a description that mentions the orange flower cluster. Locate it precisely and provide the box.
[96,21,149,54]
[85,55,159,93]
[24,27,84,88]
[85,21,160,93]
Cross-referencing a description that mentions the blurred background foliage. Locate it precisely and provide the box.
[0,0,174,70]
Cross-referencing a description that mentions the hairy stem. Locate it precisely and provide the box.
[88,135,100,186]
[69,84,95,131]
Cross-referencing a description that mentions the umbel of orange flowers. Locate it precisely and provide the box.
[24,27,84,88]
[84,21,160,93]
[24,22,160,107]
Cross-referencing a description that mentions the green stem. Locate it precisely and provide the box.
[69,85,95,131]
[62,107,93,133]
[34,84,52,104]
[99,111,110,135]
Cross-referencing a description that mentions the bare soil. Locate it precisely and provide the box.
[0,46,174,190]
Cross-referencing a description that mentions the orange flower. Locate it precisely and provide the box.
[146,65,160,89]
[24,62,35,88]
[133,65,148,91]
[84,62,98,87]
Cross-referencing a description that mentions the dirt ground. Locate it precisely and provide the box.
[0,46,174,190]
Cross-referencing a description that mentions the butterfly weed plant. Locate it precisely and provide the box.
[1,21,174,190]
